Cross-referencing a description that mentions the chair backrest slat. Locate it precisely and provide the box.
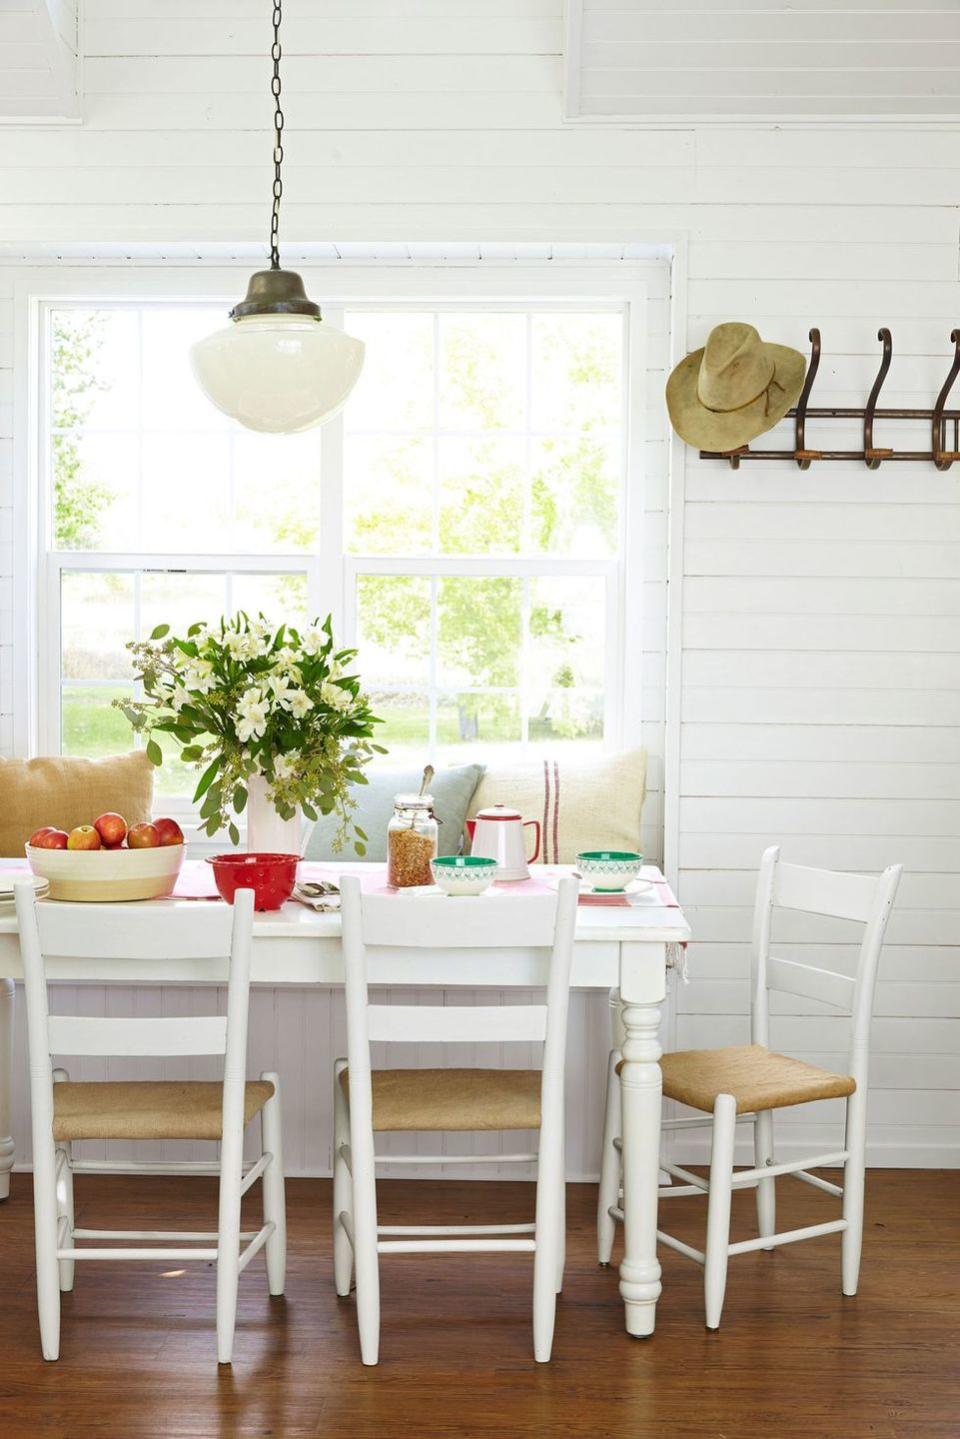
[766,957,856,1012]
[29,901,240,961]
[356,890,560,951]
[365,1004,548,1045]
[46,1014,228,1058]
[773,860,879,924]
[751,846,902,1084]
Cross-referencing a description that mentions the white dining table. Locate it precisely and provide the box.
[0,863,690,1338]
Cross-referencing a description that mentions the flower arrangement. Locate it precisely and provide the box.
[118,613,383,850]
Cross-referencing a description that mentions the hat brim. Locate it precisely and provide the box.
[666,343,807,451]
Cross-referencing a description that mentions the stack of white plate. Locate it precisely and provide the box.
[0,873,50,913]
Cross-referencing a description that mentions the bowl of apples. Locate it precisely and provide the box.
[26,813,186,902]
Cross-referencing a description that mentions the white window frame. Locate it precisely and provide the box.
[17,263,649,813]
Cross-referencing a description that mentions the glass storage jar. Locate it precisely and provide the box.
[387,793,438,888]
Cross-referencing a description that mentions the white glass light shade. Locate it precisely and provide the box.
[190,314,365,433]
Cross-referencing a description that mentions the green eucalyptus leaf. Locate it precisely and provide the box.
[233,784,247,813]
[149,623,170,640]
[145,738,163,766]
[354,841,367,857]
[229,822,240,847]
[193,755,222,802]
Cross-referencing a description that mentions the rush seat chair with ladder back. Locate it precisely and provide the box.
[14,882,286,1364]
[597,846,902,1330]
[334,874,579,1364]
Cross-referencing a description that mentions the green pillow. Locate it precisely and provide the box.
[303,763,485,862]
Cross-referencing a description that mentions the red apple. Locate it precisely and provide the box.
[67,825,101,851]
[28,827,54,847]
[94,812,127,849]
[31,828,68,850]
[153,817,184,847]
[127,822,160,849]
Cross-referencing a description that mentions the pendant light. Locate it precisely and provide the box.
[190,2,364,433]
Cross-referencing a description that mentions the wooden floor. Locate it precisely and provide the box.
[0,1170,956,1439]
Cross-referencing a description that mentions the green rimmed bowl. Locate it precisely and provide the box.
[575,850,643,892]
[431,854,498,897]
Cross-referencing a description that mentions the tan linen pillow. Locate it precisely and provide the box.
[0,752,155,857]
[468,748,647,865]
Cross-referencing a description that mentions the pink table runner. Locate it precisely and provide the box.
[1,857,680,910]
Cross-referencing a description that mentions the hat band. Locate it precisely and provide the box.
[699,372,785,418]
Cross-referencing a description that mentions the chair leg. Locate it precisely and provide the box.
[350,1107,381,1365]
[596,1049,622,1266]
[56,1143,75,1293]
[753,1109,776,1251]
[216,1120,244,1365]
[555,1137,566,1295]
[533,1124,563,1362]
[33,1134,61,1361]
[842,1091,868,1297]
[259,1072,286,1297]
[704,1094,737,1331]
[332,1060,354,1298]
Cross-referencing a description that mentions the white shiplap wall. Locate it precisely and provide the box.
[0,0,957,1173]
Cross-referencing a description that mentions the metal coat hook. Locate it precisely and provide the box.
[863,328,892,469]
[793,327,821,470]
[932,329,960,471]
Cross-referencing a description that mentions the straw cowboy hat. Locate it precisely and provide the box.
[666,322,806,451]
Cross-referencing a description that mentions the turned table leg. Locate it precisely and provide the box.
[617,944,665,1337]
[0,978,14,1200]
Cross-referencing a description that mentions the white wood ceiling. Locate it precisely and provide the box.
[564,0,960,123]
[0,0,80,122]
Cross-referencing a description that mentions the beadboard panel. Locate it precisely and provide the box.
[0,0,956,1172]
[566,0,960,122]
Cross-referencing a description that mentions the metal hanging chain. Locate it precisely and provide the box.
[269,1,284,270]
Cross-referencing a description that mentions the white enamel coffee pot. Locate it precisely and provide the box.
[466,805,541,881]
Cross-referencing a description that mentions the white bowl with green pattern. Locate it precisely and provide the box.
[575,850,643,892]
[431,854,498,896]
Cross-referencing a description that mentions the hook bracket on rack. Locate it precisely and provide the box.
[932,329,960,471]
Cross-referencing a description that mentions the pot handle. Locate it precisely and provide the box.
[524,819,541,865]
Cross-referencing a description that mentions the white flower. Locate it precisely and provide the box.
[274,751,299,781]
[171,685,191,713]
[274,650,302,685]
[236,686,269,741]
[320,680,352,714]
[328,659,343,681]
[287,688,314,718]
[301,625,326,657]
[184,658,215,693]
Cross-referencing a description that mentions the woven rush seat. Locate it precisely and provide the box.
[660,1044,855,1115]
[339,1066,541,1132]
[618,1044,856,1115]
[52,1079,275,1142]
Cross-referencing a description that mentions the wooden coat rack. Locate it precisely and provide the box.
[699,327,960,470]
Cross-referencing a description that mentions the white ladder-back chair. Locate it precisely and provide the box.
[14,882,286,1364]
[335,874,579,1365]
[597,846,902,1329]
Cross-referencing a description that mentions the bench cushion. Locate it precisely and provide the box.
[0,751,154,858]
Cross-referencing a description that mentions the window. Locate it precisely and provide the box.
[35,270,643,808]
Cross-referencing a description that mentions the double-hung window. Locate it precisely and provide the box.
[32,267,645,811]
